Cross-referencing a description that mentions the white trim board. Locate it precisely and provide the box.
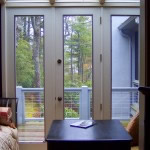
[5,2,140,7]
[6,0,140,2]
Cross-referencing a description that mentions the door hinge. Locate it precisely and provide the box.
[100,17,102,24]
[100,54,102,62]
[100,103,103,111]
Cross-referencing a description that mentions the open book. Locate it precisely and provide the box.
[70,120,96,129]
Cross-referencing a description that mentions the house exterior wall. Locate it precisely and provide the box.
[112,16,131,87]
[112,16,132,119]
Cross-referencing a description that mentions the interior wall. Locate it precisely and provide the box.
[0,4,2,97]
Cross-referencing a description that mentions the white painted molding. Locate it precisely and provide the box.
[100,0,105,4]
[5,2,140,7]
[49,0,55,4]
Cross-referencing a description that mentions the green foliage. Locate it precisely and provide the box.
[40,103,44,117]
[64,16,92,88]
[16,16,92,89]
[64,74,83,87]
[64,107,79,118]
[25,103,79,118]
[16,39,34,88]
[16,16,44,88]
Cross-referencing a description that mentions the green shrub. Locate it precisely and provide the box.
[64,107,79,118]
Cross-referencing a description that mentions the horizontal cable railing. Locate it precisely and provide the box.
[112,87,139,119]
[16,86,138,124]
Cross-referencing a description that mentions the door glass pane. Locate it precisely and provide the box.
[64,16,93,119]
[111,16,139,123]
[15,16,44,142]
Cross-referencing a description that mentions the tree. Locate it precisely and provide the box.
[16,38,34,88]
[31,16,42,88]
[16,16,44,88]
[64,16,92,87]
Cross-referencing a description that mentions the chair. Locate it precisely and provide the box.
[126,112,139,150]
[0,97,18,126]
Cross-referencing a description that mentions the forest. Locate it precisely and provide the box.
[16,15,92,88]
[16,15,92,118]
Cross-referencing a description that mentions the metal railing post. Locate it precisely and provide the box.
[80,86,90,119]
[16,86,25,124]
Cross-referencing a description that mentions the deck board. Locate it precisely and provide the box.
[18,121,44,141]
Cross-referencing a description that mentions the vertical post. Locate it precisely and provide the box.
[16,86,25,124]
[80,86,90,119]
[0,5,2,98]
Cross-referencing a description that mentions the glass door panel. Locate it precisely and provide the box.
[63,16,93,119]
[15,16,45,142]
[111,16,140,122]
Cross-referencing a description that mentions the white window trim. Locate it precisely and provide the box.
[6,0,140,2]
[5,2,140,8]
[5,0,140,7]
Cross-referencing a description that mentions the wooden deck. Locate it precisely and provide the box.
[18,121,44,141]
[17,121,130,142]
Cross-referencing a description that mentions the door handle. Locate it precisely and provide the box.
[58,97,62,101]
[57,59,62,64]
[138,86,150,96]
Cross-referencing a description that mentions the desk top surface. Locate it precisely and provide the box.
[46,120,132,142]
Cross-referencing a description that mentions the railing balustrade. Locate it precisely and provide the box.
[16,86,138,124]
[112,87,139,119]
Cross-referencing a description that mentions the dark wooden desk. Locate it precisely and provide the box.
[46,120,132,150]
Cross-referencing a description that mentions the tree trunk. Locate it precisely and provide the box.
[31,16,41,88]
[77,33,81,76]
[23,17,27,40]
[70,31,73,81]
[27,17,31,42]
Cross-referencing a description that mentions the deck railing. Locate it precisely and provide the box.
[112,87,139,119]
[16,86,138,124]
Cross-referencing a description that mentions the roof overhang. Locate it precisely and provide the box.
[118,16,139,35]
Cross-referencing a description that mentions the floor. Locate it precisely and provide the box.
[18,120,130,142]
[18,121,44,141]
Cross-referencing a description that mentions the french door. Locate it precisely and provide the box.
[5,7,102,149]
[6,8,54,149]
[54,8,102,120]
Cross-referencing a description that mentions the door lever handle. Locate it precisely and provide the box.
[58,97,62,101]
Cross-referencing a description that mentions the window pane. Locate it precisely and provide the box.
[64,16,93,119]
[111,16,139,122]
[15,16,44,142]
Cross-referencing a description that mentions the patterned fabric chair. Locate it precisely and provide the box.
[126,112,139,150]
